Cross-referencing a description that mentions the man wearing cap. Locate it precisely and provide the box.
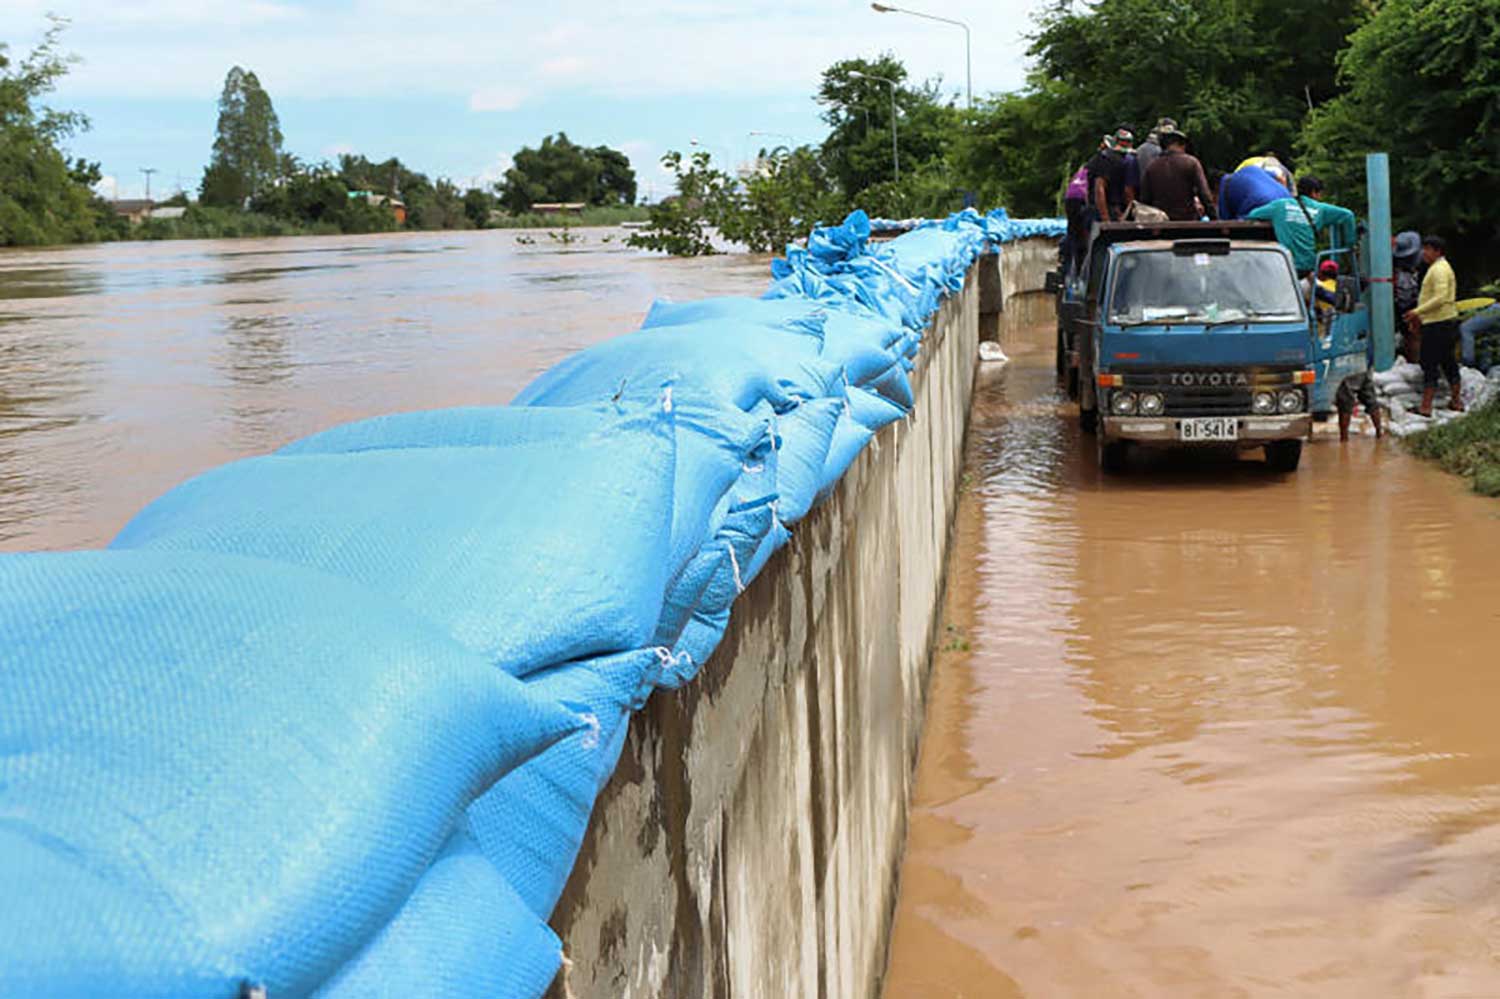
[1086,128,1135,224]
[1139,126,1216,221]
[1135,118,1175,180]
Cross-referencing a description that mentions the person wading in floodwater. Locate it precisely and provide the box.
[1406,235,1464,417]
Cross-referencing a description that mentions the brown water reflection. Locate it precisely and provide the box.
[0,229,769,550]
[885,327,1500,997]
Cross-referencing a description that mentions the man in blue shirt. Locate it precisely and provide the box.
[1219,161,1296,220]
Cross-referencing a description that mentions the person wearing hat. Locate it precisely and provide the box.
[1393,230,1423,360]
[1134,117,1176,180]
[1406,234,1464,416]
[1139,125,1216,221]
[1085,127,1136,224]
[1218,157,1297,219]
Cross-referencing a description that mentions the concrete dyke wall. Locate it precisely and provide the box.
[980,236,1061,343]
[549,241,1057,999]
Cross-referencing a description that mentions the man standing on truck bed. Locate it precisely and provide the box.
[1406,234,1464,416]
[1086,129,1135,223]
[1139,126,1216,221]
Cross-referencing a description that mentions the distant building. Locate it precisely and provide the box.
[348,190,407,225]
[151,206,188,221]
[530,202,586,215]
[111,199,155,224]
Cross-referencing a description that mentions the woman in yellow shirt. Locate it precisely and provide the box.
[1405,235,1463,416]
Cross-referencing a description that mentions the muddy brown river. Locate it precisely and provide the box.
[0,229,768,551]
[885,326,1500,997]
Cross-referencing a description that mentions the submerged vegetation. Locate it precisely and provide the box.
[1406,400,1500,498]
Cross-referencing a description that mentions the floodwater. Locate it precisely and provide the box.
[0,228,768,551]
[884,326,1500,997]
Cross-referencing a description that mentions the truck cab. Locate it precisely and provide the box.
[1057,221,1316,472]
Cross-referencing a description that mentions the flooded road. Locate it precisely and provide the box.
[885,326,1500,997]
[0,229,768,551]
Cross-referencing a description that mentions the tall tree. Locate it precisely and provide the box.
[200,66,283,208]
[497,134,638,212]
[0,16,110,245]
[965,0,1367,216]
[816,55,957,197]
[1300,0,1500,282]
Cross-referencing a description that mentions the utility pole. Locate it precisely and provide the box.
[870,3,973,116]
[140,167,157,203]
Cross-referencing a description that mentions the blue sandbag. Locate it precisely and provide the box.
[774,397,843,524]
[0,550,583,998]
[280,405,605,456]
[848,385,909,432]
[312,832,561,999]
[466,648,665,916]
[806,208,871,266]
[278,399,771,585]
[821,409,876,495]
[512,324,841,414]
[668,501,783,671]
[643,296,911,406]
[113,419,679,676]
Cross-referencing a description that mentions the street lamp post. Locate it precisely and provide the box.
[870,2,972,115]
[848,71,899,183]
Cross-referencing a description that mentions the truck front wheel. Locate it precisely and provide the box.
[1265,440,1303,472]
[1097,434,1128,473]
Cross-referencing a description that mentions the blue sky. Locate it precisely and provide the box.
[10,0,1048,200]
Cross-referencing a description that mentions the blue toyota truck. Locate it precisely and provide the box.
[1055,221,1325,473]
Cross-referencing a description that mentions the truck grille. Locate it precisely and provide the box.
[1119,368,1302,418]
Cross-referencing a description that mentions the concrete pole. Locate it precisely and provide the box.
[1366,152,1395,372]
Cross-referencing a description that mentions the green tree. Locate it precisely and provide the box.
[1299,0,1500,282]
[969,0,1367,216]
[626,151,733,256]
[200,66,284,208]
[717,145,848,252]
[816,55,958,197]
[462,186,497,228]
[497,133,638,212]
[0,16,107,245]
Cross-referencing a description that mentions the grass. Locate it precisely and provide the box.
[1405,398,1500,497]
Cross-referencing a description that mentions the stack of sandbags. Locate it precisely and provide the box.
[1376,359,1499,437]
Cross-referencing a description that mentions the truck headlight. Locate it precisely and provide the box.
[1252,391,1277,415]
[1138,392,1164,416]
[1278,389,1304,413]
[1111,392,1138,415]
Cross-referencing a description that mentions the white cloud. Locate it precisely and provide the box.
[476,153,516,188]
[322,142,356,157]
[28,0,1047,103]
[539,55,588,79]
[468,87,528,112]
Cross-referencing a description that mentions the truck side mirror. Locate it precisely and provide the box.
[1045,270,1063,294]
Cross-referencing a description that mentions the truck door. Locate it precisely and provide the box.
[1309,248,1371,416]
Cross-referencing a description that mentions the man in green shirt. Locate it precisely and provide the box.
[1244,176,1357,276]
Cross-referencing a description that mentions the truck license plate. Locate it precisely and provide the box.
[1179,417,1238,442]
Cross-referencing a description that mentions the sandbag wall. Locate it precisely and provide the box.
[0,208,1063,998]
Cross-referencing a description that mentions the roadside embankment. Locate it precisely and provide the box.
[0,207,1061,997]
[548,237,1061,999]
[1406,397,1500,496]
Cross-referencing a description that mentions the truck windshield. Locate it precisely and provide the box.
[1108,248,1304,327]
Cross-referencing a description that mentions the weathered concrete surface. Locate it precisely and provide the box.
[548,242,1056,999]
[981,237,1059,343]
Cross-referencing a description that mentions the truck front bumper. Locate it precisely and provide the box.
[1102,414,1311,445]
